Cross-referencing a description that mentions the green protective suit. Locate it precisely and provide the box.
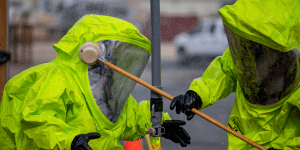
[0,15,171,150]
[188,0,300,149]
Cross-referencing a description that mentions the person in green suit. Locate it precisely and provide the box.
[0,15,191,150]
[170,0,300,149]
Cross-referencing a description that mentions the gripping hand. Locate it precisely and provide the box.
[71,132,101,150]
[268,148,280,150]
[170,91,202,120]
[162,120,191,147]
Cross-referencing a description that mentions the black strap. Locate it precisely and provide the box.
[0,51,11,65]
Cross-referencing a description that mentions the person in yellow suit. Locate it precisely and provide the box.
[170,0,300,149]
[0,15,191,150]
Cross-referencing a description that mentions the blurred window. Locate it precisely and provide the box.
[194,24,203,33]
[111,7,128,18]
[210,23,216,34]
[85,3,107,14]
[189,23,202,34]
[45,1,52,12]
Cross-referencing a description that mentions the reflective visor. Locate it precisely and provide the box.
[224,25,300,105]
[88,40,150,122]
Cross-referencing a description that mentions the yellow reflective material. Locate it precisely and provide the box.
[152,143,162,150]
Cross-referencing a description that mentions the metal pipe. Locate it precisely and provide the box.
[150,0,161,98]
[150,0,163,138]
[145,134,154,150]
[145,127,155,150]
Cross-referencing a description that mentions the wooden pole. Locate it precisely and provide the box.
[103,60,267,150]
[0,0,8,101]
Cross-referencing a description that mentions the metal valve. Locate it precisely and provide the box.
[78,42,101,65]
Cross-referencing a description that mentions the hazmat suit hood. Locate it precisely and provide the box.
[53,15,151,122]
[53,15,151,57]
[219,0,300,105]
[219,0,300,52]
[53,14,151,64]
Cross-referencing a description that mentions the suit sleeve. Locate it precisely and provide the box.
[188,48,237,109]
[19,83,82,150]
[0,66,86,150]
[121,95,171,141]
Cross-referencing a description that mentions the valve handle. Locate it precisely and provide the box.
[78,42,101,65]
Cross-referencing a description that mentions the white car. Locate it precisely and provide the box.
[173,16,228,65]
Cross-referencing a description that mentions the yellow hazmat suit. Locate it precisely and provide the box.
[0,15,171,150]
[188,0,300,149]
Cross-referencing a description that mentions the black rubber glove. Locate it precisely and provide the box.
[71,132,101,150]
[170,91,202,120]
[161,120,191,147]
[268,148,280,150]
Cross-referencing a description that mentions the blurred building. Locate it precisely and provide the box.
[10,0,63,41]
[9,0,134,41]
[9,0,236,42]
[137,0,236,42]
[140,0,220,17]
[58,0,133,36]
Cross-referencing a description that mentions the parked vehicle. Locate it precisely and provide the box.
[173,16,228,65]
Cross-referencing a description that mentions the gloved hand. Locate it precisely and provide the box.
[161,120,191,147]
[268,148,280,150]
[170,91,202,120]
[71,132,101,150]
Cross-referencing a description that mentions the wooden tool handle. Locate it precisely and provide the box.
[103,61,266,150]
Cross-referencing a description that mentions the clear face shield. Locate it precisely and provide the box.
[224,25,300,105]
[88,40,150,123]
